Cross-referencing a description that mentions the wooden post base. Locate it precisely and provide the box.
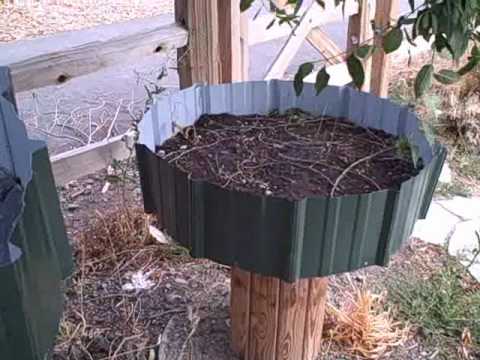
[230,267,328,360]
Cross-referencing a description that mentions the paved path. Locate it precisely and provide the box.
[413,167,480,281]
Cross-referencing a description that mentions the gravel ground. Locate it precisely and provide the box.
[0,0,174,43]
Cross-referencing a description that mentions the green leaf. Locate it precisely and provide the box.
[314,67,330,95]
[434,69,460,85]
[355,45,374,59]
[315,0,325,8]
[458,57,480,76]
[240,0,255,12]
[458,45,480,76]
[448,29,469,60]
[294,62,314,96]
[346,54,365,89]
[414,64,434,98]
[383,27,403,54]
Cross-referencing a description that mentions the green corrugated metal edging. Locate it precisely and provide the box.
[0,67,73,359]
[136,81,446,282]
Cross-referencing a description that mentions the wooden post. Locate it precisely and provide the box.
[371,0,399,97]
[231,268,329,360]
[175,0,248,88]
[347,0,373,91]
[307,27,343,65]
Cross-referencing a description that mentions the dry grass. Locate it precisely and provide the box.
[54,206,196,359]
[0,0,174,43]
[389,56,480,195]
[324,280,409,359]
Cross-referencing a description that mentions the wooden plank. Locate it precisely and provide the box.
[264,2,323,80]
[302,278,328,360]
[218,0,249,82]
[50,132,133,186]
[347,13,361,53]
[231,273,329,360]
[175,0,220,88]
[176,0,248,87]
[249,1,359,46]
[248,273,280,360]
[275,280,309,360]
[307,27,343,65]
[371,0,399,97]
[230,267,251,358]
[347,0,374,91]
[0,15,188,92]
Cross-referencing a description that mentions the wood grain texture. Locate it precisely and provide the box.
[231,272,328,360]
[248,273,280,360]
[175,0,220,88]
[231,267,251,358]
[0,15,187,92]
[307,27,343,65]
[176,0,248,87]
[218,0,249,82]
[371,0,400,97]
[302,278,329,360]
[275,280,309,360]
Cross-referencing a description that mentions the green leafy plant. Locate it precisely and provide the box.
[387,254,480,353]
[241,0,480,97]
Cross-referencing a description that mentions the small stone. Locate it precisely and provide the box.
[180,145,188,150]
[439,162,452,184]
[174,278,188,285]
[158,150,166,157]
[265,190,273,196]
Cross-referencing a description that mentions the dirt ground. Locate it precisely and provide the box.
[53,160,479,360]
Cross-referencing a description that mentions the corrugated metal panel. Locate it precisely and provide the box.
[0,67,73,359]
[137,81,445,281]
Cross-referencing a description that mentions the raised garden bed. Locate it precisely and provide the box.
[136,81,446,281]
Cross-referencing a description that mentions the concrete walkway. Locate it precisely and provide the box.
[412,167,480,281]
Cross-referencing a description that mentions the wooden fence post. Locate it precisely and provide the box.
[175,0,248,88]
[347,0,373,91]
[371,0,399,97]
[231,268,329,360]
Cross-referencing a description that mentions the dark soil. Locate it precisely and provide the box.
[158,110,418,200]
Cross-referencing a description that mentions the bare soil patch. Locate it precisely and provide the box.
[159,111,417,200]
